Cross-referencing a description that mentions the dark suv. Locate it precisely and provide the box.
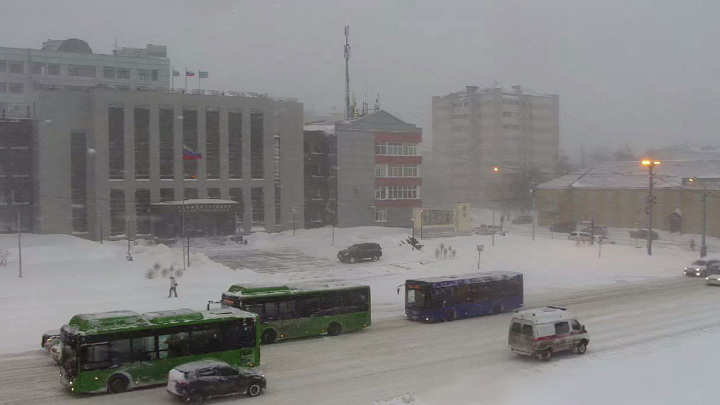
[338,243,382,263]
[167,360,266,405]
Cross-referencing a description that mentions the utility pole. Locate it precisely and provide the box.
[492,200,496,247]
[420,209,423,241]
[642,160,661,256]
[689,177,709,258]
[17,209,22,278]
[99,213,104,244]
[182,200,186,271]
[531,189,536,241]
[344,26,351,120]
[292,207,297,236]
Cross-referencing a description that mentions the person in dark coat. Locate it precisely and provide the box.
[168,276,178,298]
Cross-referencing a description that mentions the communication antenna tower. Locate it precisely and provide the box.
[344,26,351,119]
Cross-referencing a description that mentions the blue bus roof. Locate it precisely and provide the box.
[407,271,522,286]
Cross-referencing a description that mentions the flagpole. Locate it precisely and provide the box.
[185,67,188,90]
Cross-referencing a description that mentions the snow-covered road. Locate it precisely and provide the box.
[4,276,719,405]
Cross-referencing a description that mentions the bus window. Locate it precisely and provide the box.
[407,288,426,307]
[343,291,368,313]
[264,302,279,321]
[245,304,264,319]
[279,301,296,319]
[297,298,319,317]
[131,336,157,361]
[158,332,189,359]
[108,339,132,365]
[190,329,222,354]
[319,293,342,315]
[80,344,111,370]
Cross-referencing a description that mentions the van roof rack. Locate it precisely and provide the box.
[547,305,566,311]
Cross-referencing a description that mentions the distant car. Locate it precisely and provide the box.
[41,328,61,350]
[337,243,382,263]
[568,231,592,240]
[629,229,659,240]
[595,235,615,245]
[167,360,266,405]
[512,215,533,225]
[581,225,608,237]
[706,273,720,286]
[475,224,501,235]
[684,259,720,277]
[549,222,575,233]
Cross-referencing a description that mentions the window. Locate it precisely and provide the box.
[160,188,174,202]
[375,186,386,199]
[264,302,279,321]
[103,67,116,78]
[30,63,44,74]
[190,328,222,354]
[218,366,238,377]
[279,301,296,319]
[522,324,534,337]
[375,164,387,177]
[117,68,130,79]
[158,332,190,359]
[8,62,23,74]
[511,323,522,334]
[0,83,6,93]
[572,319,582,331]
[8,83,23,94]
[69,65,96,77]
[131,336,157,361]
[0,60,5,72]
[375,209,387,222]
[138,69,151,81]
[207,188,221,199]
[503,111,512,117]
[554,321,570,335]
[185,188,198,199]
[151,69,159,81]
[47,64,60,75]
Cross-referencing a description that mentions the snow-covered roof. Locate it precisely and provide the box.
[151,199,238,206]
[513,307,575,324]
[225,281,368,297]
[304,122,336,135]
[174,359,230,372]
[538,160,720,190]
[408,271,522,284]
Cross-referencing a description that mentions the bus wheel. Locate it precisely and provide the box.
[444,310,456,322]
[107,374,129,394]
[327,322,342,336]
[261,329,278,345]
[492,305,503,315]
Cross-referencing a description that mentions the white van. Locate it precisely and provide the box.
[508,306,589,360]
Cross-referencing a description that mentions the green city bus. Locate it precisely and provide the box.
[59,308,259,394]
[220,282,371,344]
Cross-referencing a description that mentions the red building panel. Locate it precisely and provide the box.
[375,178,422,187]
[375,199,422,208]
[374,156,422,165]
[374,132,422,143]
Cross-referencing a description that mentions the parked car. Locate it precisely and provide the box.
[629,229,659,240]
[580,225,608,237]
[41,328,61,350]
[167,360,266,405]
[567,231,592,240]
[549,222,575,233]
[511,215,533,225]
[595,235,616,245]
[508,306,589,361]
[684,259,720,277]
[337,243,382,263]
[475,224,501,235]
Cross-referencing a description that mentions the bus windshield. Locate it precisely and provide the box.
[406,286,426,307]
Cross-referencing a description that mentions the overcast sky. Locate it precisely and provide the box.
[2,0,718,159]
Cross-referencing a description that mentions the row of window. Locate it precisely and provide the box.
[0,60,161,81]
[241,291,369,323]
[374,142,418,156]
[452,113,470,120]
[374,185,420,200]
[503,124,520,130]
[502,99,520,105]
[374,164,420,178]
[0,82,23,93]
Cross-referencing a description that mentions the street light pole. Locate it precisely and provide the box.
[531,189,536,241]
[419,209,423,241]
[642,160,661,256]
[689,177,709,258]
[492,200,496,247]
[17,209,22,278]
[292,207,297,236]
[411,218,415,244]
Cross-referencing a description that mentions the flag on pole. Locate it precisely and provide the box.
[172,69,180,77]
[185,70,195,77]
[199,71,209,79]
[182,144,202,160]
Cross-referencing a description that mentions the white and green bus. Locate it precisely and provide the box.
[220,282,371,344]
[59,308,259,394]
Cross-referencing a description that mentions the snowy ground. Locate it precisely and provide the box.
[0,223,708,354]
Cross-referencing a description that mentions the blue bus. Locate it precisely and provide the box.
[404,271,523,322]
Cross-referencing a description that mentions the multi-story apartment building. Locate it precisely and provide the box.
[303,122,337,228]
[0,38,169,118]
[31,85,303,240]
[432,85,559,203]
[0,117,34,232]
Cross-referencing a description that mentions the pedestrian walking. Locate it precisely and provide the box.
[168,276,178,298]
[690,239,696,251]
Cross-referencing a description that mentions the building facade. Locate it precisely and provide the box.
[536,160,720,238]
[0,118,34,232]
[334,110,422,228]
[303,123,337,228]
[32,86,303,240]
[432,85,559,203]
[0,38,169,118]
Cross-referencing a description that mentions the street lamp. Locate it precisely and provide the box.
[419,209,424,241]
[688,177,709,258]
[411,218,415,240]
[292,207,297,236]
[641,159,661,256]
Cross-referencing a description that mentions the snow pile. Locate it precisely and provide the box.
[373,393,425,405]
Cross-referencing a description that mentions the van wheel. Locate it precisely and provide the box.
[541,349,553,361]
[327,322,342,336]
[492,305,503,315]
[577,341,588,355]
[107,374,129,394]
[349,257,356,264]
[444,310,456,322]
[187,391,206,405]
[261,329,278,345]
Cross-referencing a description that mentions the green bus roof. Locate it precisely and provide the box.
[225,282,369,298]
[66,308,256,335]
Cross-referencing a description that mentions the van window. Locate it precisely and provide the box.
[511,322,522,333]
[522,324,533,337]
[554,321,569,335]
[571,319,582,331]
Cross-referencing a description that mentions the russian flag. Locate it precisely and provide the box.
[185,70,195,77]
[183,144,202,160]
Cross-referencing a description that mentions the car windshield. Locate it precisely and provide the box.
[692,261,707,265]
